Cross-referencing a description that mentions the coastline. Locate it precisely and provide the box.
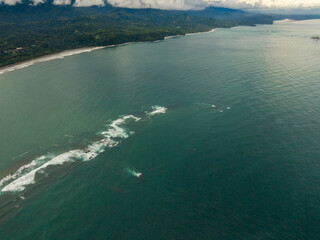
[0,28,217,76]
[0,47,105,76]
[164,28,217,39]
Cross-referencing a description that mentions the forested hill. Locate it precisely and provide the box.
[0,2,273,24]
[0,2,274,67]
[183,7,274,25]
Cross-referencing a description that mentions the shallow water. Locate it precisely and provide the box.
[0,20,320,239]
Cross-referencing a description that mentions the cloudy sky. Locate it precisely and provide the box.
[107,0,320,10]
[1,0,320,9]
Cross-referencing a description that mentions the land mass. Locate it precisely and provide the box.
[0,1,318,68]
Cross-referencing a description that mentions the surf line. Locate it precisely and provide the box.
[0,106,167,193]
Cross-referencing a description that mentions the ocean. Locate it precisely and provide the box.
[0,19,320,239]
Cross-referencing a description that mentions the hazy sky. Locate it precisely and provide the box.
[1,0,320,9]
[107,0,320,10]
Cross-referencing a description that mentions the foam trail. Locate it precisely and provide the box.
[147,105,167,116]
[0,155,48,188]
[2,151,82,192]
[127,169,142,178]
[0,47,105,75]
[0,115,140,192]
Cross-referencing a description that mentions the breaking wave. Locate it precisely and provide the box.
[127,168,142,178]
[147,105,167,116]
[0,106,166,193]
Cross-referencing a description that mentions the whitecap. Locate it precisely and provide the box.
[0,155,48,188]
[147,105,167,116]
[2,150,82,192]
[127,168,142,178]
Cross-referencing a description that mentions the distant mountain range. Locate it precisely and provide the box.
[0,1,273,25]
[0,2,319,67]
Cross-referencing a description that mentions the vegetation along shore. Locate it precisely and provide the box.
[0,1,319,68]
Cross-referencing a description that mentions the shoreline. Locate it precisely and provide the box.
[164,28,217,39]
[0,28,217,76]
[0,46,105,76]
[2,18,319,76]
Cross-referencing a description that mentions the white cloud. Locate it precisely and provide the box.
[205,0,320,9]
[31,0,46,5]
[73,0,105,6]
[107,0,204,10]
[0,0,21,5]
[1,0,320,9]
[0,0,45,5]
[100,0,320,9]
[53,0,71,5]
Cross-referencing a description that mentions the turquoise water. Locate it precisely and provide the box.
[0,20,320,239]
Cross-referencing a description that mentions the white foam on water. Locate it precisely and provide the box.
[0,47,105,76]
[0,110,166,192]
[123,115,141,121]
[127,169,142,178]
[101,115,139,139]
[2,150,82,192]
[0,114,142,193]
[0,155,48,188]
[147,105,167,116]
